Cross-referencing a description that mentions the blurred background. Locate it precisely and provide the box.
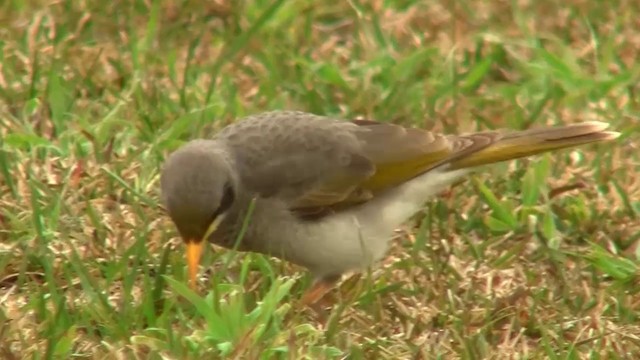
[0,0,638,358]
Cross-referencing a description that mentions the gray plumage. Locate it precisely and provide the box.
[160,110,619,298]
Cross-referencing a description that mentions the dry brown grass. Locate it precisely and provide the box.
[0,0,638,358]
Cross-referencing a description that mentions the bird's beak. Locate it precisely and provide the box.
[185,215,225,289]
[186,240,204,289]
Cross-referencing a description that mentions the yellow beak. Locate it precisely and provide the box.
[185,216,224,289]
[186,240,204,289]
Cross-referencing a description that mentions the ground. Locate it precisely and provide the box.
[0,0,639,359]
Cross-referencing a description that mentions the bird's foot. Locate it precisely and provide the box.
[301,279,336,306]
[298,275,342,325]
[300,275,341,306]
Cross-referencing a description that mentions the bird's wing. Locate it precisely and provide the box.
[285,118,614,218]
[220,112,494,218]
[222,111,615,219]
[219,112,377,210]
[348,120,499,194]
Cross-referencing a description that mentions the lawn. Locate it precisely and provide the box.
[1,0,639,358]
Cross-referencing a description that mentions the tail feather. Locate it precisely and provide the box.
[450,121,620,169]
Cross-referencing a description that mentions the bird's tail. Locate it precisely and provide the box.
[450,121,620,170]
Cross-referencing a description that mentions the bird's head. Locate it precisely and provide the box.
[160,140,237,288]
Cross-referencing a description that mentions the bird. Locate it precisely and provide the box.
[159,110,620,305]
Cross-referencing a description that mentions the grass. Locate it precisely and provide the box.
[1,0,639,358]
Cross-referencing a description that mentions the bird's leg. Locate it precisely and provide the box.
[300,274,342,306]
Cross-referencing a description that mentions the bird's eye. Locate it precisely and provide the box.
[217,182,235,215]
[206,182,235,229]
